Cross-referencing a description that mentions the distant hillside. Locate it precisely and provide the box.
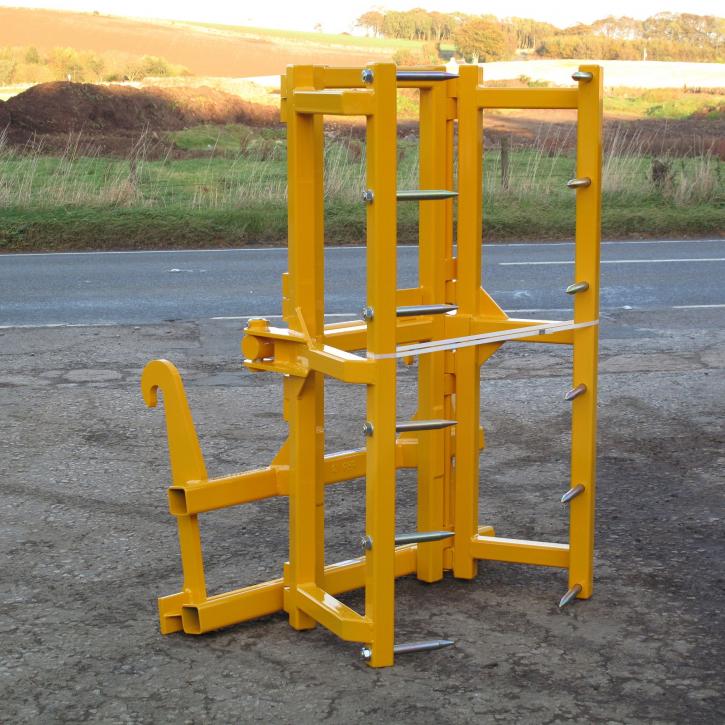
[0,8,393,78]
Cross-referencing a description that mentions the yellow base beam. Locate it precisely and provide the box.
[173,544,418,636]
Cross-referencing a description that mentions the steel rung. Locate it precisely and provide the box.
[396,71,458,81]
[396,304,458,317]
[395,531,454,546]
[396,419,457,433]
[396,190,458,201]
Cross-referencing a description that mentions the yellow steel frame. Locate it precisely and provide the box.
[141,63,603,668]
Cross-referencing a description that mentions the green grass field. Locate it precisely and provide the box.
[604,88,724,119]
[190,22,421,51]
[0,123,722,251]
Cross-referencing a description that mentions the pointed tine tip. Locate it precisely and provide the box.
[393,639,455,655]
[559,584,583,608]
[561,484,585,504]
[564,384,587,401]
[566,281,589,295]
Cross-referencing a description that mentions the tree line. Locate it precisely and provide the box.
[0,46,189,85]
[356,10,724,63]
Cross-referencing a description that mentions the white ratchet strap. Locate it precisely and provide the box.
[367,319,599,360]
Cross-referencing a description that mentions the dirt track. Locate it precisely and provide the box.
[1,307,723,722]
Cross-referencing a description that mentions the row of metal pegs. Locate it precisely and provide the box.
[351,66,594,656]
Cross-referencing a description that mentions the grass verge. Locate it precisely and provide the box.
[2,198,721,252]
[0,123,722,251]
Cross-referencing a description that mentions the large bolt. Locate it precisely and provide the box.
[362,189,374,204]
[360,646,372,661]
[361,535,373,551]
[362,421,374,437]
[361,306,374,322]
[361,69,374,84]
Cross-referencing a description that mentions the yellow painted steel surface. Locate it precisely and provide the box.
[142,62,603,667]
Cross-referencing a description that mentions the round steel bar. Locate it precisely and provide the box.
[396,304,458,317]
[395,419,457,433]
[396,71,458,81]
[396,189,458,201]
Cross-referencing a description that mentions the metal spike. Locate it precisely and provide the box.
[572,71,593,82]
[561,484,585,504]
[360,639,454,662]
[567,177,591,189]
[396,419,457,433]
[396,190,458,201]
[566,281,589,295]
[396,71,458,81]
[565,384,587,401]
[559,583,583,608]
[362,69,374,84]
[395,531,454,546]
[396,304,458,317]
[394,639,455,655]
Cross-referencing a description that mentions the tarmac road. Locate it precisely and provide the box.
[1,239,724,723]
[1,238,724,329]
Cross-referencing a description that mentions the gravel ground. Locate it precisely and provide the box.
[1,309,723,723]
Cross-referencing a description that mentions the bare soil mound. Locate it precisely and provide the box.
[3,82,279,138]
[0,101,9,131]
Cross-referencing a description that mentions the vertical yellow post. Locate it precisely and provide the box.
[443,102,456,537]
[283,65,326,629]
[416,77,452,583]
[363,63,398,667]
[452,65,484,579]
[569,65,603,599]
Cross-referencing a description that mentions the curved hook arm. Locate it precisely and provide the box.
[141,359,208,485]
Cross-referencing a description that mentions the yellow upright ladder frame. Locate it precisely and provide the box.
[142,63,602,668]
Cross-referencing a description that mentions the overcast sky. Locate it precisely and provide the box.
[4,0,723,32]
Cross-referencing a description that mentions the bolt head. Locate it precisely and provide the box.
[360,646,372,661]
[360,535,372,551]
[361,306,374,322]
[361,69,374,84]
[362,189,374,204]
[362,421,374,437]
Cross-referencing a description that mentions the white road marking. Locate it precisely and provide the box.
[211,313,356,320]
[500,258,725,266]
[672,304,725,309]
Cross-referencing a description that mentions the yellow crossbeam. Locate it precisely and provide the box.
[475,87,578,109]
[471,535,570,568]
[293,89,374,116]
[168,440,419,515]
